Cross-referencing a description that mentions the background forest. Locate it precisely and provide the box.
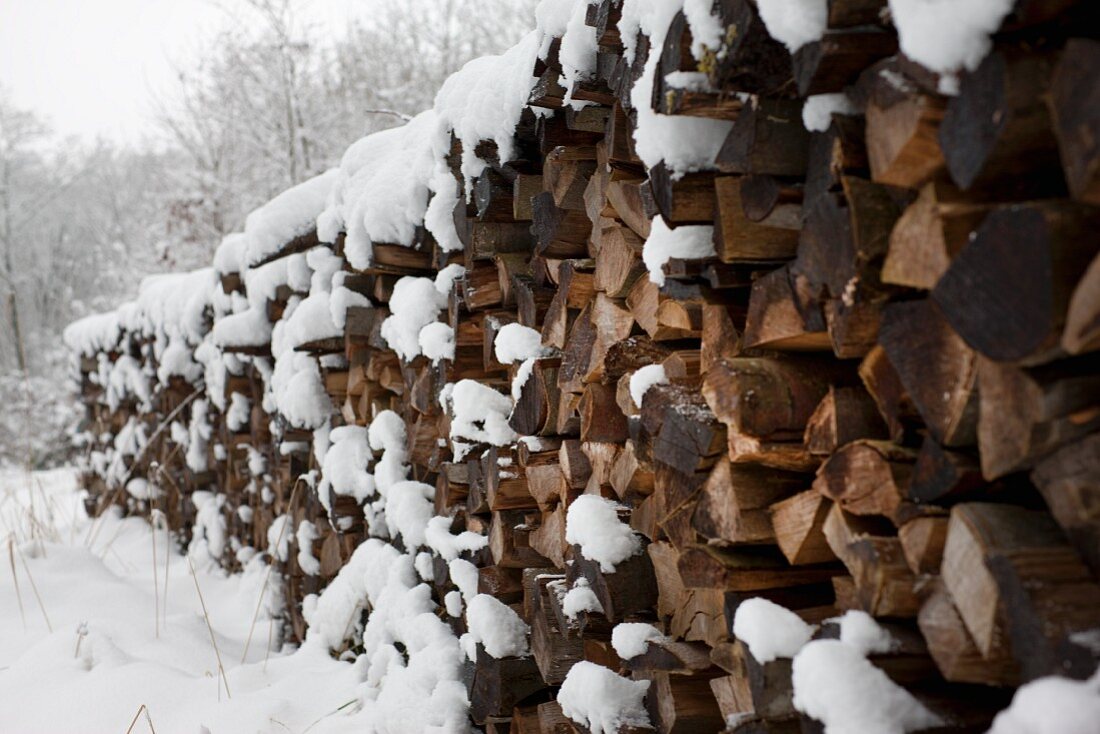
[0,0,537,467]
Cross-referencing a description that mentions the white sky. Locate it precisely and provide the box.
[0,0,368,146]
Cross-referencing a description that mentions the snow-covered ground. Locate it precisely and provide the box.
[0,468,364,733]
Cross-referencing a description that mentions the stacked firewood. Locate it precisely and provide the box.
[67,1,1100,731]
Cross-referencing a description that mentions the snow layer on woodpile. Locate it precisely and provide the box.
[380,275,450,361]
[642,216,715,286]
[243,168,338,267]
[318,113,439,270]
[756,0,827,52]
[542,0,599,108]
[447,379,519,451]
[836,609,897,655]
[494,322,549,364]
[212,306,272,350]
[889,0,1015,89]
[612,622,666,659]
[433,30,544,186]
[566,494,643,572]
[269,350,331,430]
[316,425,375,516]
[424,515,490,562]
[792,639,944,733]
[559,661,653,734]
[803,93,857,132]
[629,364,669,407]
[733,597,815,663]
[213,231,248,277]
[619,0,734,173]
[563,577,604,619]
[465,593,531,658]
[63,311,122,357]
[988,672,1100,734]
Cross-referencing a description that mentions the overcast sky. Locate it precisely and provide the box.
[0,0,369,145]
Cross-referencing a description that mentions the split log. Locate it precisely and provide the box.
[881,181,992,290]
[812,440,918,525]
[940,503,1068,660]
[703,357,843,441]
[822,504,921,617]
[714,177,801,262]
[877,299,979,447]
[1062,250,1100,355]
[770,489,838,566]
[939,49,1064,198]
[1030,432,1100,578]
[917,581,1020,687]
[932,201,1100,364]
[803,385,889,456]
[1048,38,1100,205]
[691,458,806,545]
[742,266,830,352]
[572,544,659,622]
[977,354,1100,479]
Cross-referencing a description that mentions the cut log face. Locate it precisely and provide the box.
[866,85,946,188]
[939,49,1065,199]
[1031,433,1100,577]
[770,489,838,566]
[1049,39,1100,205]
[572,544,659,622]
[878,299,978,447]
[976,354,1100,479]
[941,503,1069,661]
[932,201,1100,364]
[1062,250,1100,356]
[918,582,1020,687]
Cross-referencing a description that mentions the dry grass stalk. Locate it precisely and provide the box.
[187,554,231,699]
[123,704,158,734]
[8,538,26,630]
[240,477,303,664]
[15,541,51,632]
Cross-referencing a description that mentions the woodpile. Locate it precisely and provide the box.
[65,1,1100,731]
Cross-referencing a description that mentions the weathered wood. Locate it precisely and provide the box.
[881,181,992,290]
[941,503,1068,660]
[803,385,889,456]
[1049,38,1100,205]
[743,266,830,352]
[918,581,1020,687]
[703,357,842,441]
[1062,250,1100,355]
[770,489,838,566]
[1031,432,1100,578]
[977,354,1100,479]
[691,458,806,545]
[878,299,978,447]
[932,201,1100,364]
[716,99,809,177]
[714,177,801,262]
[572,544,659,622]
[939,48,1064,198]
[813,440,918,525]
